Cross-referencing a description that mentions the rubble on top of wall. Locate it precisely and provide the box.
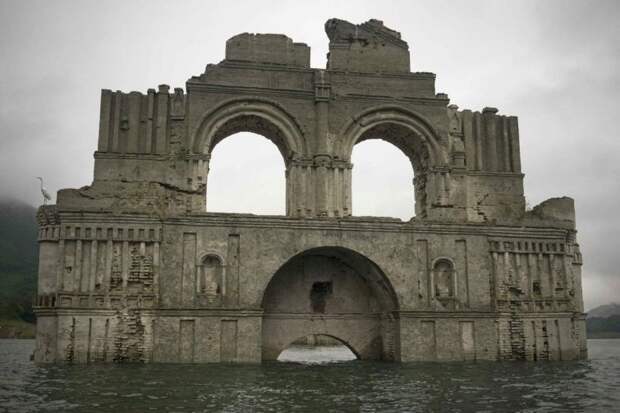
[325,18,410,73]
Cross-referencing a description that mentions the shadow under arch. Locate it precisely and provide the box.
[261,246,400,361]
[191,97,307,164]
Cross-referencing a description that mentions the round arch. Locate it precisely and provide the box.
[197,251,226,266]
[338,105,448,168]
[340,106,448,218]
[192,97,308,164]
[260,246,400,361]
[260,246,400,311]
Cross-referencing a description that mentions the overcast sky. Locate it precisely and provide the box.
[1,0,618,310]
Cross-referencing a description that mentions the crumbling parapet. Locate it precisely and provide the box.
[325,18,410,73]
[91,85,207,216]
[526,197,576,228]
[226,33,310,68]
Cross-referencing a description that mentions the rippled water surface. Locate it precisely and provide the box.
[1,339,619,412]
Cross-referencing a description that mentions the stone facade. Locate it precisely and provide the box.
[33,19,587,363]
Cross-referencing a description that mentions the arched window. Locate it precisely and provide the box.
[207,132,285,215]
[341,108,439,220]
[351,140,415,220]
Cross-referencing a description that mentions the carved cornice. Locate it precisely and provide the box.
[339,94,449,107]
[187,82,448,107]
[55,223,163,242]
[488,238,570,255]
[464,171,525,178]
[94,151,171,161]
[187,82,314,100]
[52,211,569,238]
[327,70,436,80]
[398,310,584,318]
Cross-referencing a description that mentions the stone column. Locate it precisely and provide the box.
[508,116,522,173]
[105,239,113,296]
[501,117,511,172]
[155,85,169,154]
[98,91,112,152]
[90,240,98,293]
[286,160,310,217]
[153,241,160,305]
[189,154,209,212]
[491,250,499,309]
[111,91,122,152]
[483,107,498,171]
[313,70,331,217]
[314,155,330,216]
[145,89,155,154]
[75,240,82,293]
[473,112,484,170]
[122,240,129,290]
[56,239,65,292]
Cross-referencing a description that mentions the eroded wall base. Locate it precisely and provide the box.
[34,311,263,363]
[34,311,586,363]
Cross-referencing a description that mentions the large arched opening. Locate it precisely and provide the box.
[192,98,307,215]
[261,246,399,361]
[351,140,415,220]
[207,132,285,214]
[339,106,445,219]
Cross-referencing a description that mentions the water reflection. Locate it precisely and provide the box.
[279,345,357,363]
[278,334,358,363]
[1,339,619,412]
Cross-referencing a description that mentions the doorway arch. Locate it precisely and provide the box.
[261,246,399,361]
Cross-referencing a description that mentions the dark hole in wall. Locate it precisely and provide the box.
[310,281,333,313]
[533,281,541,296]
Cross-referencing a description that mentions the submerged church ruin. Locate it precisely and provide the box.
[34,19,586,363]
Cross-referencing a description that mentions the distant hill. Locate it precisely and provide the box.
[587,303,620,319]
[587,303,620,339]
[0,199,38,324]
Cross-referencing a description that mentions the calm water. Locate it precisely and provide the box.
[1,340,619,412]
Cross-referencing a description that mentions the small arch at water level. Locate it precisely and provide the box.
[277,334,357,363]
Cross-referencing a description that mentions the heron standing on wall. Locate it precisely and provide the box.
[36,177,52,205]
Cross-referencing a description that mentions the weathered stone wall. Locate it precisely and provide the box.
[33,18,587,363]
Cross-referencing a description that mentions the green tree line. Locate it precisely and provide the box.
[0,200,38,323]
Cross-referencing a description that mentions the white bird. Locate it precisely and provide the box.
[36,177,52,205]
